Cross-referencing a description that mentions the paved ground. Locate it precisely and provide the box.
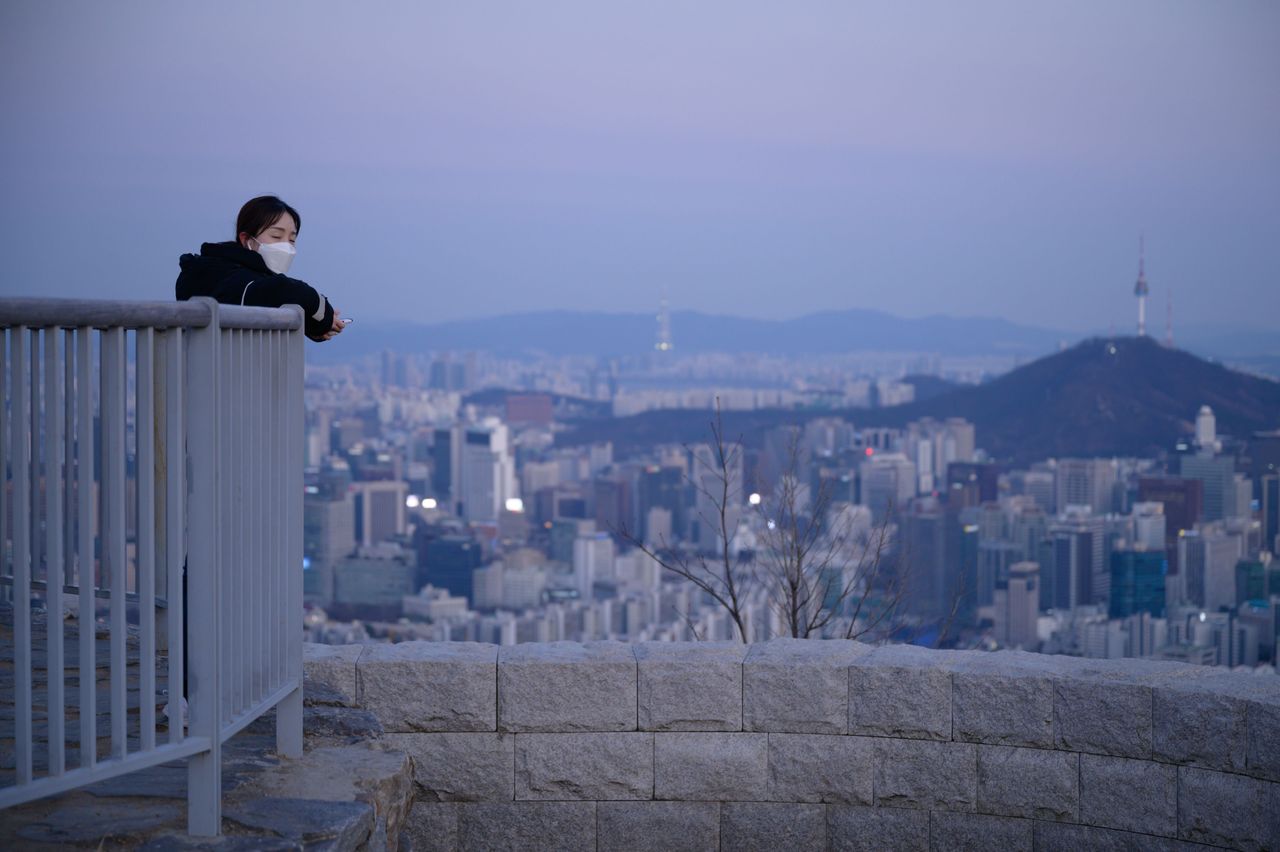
[0,602,162,785]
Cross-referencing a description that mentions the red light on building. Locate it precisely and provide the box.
[864,447,874,457]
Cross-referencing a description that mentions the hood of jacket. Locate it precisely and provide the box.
[176,241,273,302]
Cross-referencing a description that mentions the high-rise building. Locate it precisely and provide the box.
[303,488,355,605]
[1262,475,1280,555]
[593,477,633,539]
[689,442,744,551]
[946,462,1000,509]
[431,424,464,509]
[573,532,615,598]
[977,540,1023,608]
[1047,507,1106,609]
[638,465,686,541]
[425,534,483,603]
[862,453,916,521]
[1176,525,1245,610]
[994,562,1040,648]
[1131,502,1167,551]
[1138,476,1204,576]
[331,551,417,620]
[1195,405,1217,451]
[1179,454,1239,522]
[904,507,947,618]
[459,419,518,523]
[550,518,595,564]
[1109,548,1167,618]
[1055,459,1117,516]
[351,479,408,548]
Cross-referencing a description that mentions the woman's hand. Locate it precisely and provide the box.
[322,308,346,341]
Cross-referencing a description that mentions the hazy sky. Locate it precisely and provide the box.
[1,1,1277,332]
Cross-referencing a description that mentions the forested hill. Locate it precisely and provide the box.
[558,337,1280,464]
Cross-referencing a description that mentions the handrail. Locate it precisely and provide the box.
[0,298,212,329]
[0,298,303,332]
[0,296,304,836]
[219,303,304,331]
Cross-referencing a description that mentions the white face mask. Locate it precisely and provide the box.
[254,239,296,275]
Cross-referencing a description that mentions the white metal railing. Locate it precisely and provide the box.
[0,297,305,836]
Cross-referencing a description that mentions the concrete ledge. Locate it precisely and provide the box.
[1153,686,1248,773]
[949,653,1054,748]
[1053,677,1152,758]
[302,642,363,706]
[357,641,496,733]
[743,639,868,734]
[498,641,637,732]
[849,643,951,741]
[635,641,745,732]
[297,639,1280,850]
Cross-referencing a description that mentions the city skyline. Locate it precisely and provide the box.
[2,2,1277,332]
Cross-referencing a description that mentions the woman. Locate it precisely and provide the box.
[176,195,345,341]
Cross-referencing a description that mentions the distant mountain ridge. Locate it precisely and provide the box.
[313,308,1067,360]
[558,337,1280,464]
[314,308,1279,363]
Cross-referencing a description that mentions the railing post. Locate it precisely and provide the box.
[276,307,305,759]
[185,298,222,836]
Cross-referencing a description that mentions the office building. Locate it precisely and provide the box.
[459,419,518,524]
[1179,453,1239,522]
[1263,475,1280,555]
[994,562,1040,648]
[303,488,356,605]
[862,452,917,521]
[424,534,483,603]
[351,479,408,548]
[1055,458,1117,516]
[947,462,1000,510]
[1047,506,1106,609]
[1109,548,1167,619]
[638,465,686,541]
[573,532,616,599]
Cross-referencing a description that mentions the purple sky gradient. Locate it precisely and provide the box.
[1,1,1277,332]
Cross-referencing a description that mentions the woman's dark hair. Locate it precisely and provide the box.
[236,195,301,240]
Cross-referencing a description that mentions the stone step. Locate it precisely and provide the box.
[0,727,411,849]
[231,743,413,850]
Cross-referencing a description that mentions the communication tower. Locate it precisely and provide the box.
[1134,235,1150,337]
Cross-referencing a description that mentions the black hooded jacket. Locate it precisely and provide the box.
[176,241,335,341]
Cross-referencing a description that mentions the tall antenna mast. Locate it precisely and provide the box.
[655,292,673,352]
[1134,234,1149,337]
[1165,289,1173,347]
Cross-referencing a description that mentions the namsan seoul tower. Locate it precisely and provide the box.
[1134,235,1150,337]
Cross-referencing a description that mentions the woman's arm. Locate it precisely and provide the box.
[244,274,337,341]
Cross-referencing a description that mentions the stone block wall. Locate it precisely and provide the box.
[303,639,1280,851]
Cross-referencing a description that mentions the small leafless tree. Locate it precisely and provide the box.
[618,403,752,641]
[617,402,913,643]
[754,432,909,640]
